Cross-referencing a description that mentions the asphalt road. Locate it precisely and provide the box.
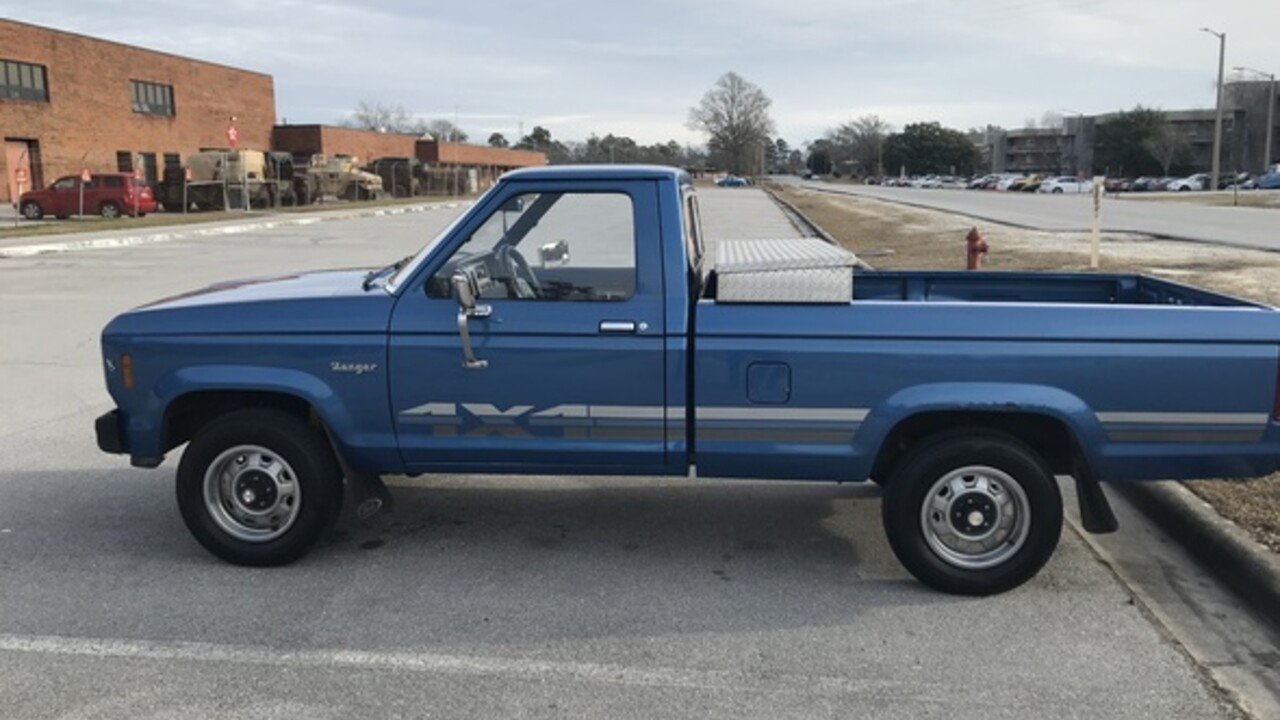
[782,178,1280,251]
[0,188,1241,718]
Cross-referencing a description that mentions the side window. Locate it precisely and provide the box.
[428,191,636,301]
[52,177,75,190]
[101,176,124,189]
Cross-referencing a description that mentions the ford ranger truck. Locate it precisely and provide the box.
[96,165,1280,595]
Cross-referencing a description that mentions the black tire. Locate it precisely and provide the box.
[1052,187,1064,194]
[99,201,121,219]
[176,408,343,566]
[881,431,1062,595]
[20,200,42,220]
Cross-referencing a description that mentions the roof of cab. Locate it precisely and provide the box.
[501,164,690,184]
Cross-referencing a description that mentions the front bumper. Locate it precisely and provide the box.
[95,410,125,454]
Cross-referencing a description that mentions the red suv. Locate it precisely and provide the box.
[19,173,157,220]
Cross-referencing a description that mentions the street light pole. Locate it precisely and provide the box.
[1234,66,1276,171]
[1201,28,1226,190]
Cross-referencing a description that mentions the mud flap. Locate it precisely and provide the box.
[1072,466,1119,534]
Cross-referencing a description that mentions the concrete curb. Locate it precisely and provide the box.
[761,186,875,270]
[0,200,471,259]
[1116,481,1280,628]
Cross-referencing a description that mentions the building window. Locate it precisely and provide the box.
[130,80,174,116]
[163,153,181,168]
[116,152,133,173]
[1,59,48,102]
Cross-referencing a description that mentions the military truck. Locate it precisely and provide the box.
[155,149,300,212]
[367,156,422,198]
[305,155,383,201]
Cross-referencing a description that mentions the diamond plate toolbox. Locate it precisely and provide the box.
[714,237,857,303]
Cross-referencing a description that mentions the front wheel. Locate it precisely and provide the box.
[881,432,1062,595]
[20,201,42,220]
[176,408,344,566]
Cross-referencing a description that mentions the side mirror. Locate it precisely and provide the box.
[451,273,476,310]
[539,240,570,268]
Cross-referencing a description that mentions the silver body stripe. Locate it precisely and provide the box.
[696,407,869,422]
[1096,412,1269,425]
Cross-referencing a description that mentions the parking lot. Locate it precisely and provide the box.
[784,178,1280,251]
[0,188,1266,718]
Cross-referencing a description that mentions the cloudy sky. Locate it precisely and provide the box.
[4,1,1277,146]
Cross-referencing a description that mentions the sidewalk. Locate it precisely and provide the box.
[0,199,469,258]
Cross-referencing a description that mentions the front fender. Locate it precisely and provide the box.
[123,364,366,465]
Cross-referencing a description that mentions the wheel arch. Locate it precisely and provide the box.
[862,383,1101,483]
[871,410,1084,481]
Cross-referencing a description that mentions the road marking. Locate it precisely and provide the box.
[0,632,948,699]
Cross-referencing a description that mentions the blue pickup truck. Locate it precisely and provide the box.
[97,165,1280,595]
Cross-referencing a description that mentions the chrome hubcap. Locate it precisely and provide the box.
[203,445,301,542]
[920,465,1030,570]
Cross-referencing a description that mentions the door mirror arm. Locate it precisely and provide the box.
[451,273,490,370]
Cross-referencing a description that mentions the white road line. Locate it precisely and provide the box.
[0,633,947,700]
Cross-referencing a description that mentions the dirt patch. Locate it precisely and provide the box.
[769,183,1280,554]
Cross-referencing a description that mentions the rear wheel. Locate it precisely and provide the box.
[176,408,343,566]
[881,432,1062,595]
[20,201,42,220]
[99,201,121,219]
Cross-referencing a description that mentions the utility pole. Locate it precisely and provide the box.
[1202,28,1226,190]
[1234,66,1276,171]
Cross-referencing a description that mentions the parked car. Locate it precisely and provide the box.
[911,175,942,189]
[95,164,1280,596]
[1104,178,1134,192]
[715,175,749,187]
[1256,171,1280,190]
[1037,176,1093,194]
[1130,176,1159,192]
[1167,174,1209,192]
[19,172,156,220]
[995,175,1025,191]
[1005,175,1040,192]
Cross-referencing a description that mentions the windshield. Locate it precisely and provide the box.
[383,197,484,293]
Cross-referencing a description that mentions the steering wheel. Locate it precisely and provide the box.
[496,245,542,299]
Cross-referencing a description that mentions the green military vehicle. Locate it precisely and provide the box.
[367,156,422,197]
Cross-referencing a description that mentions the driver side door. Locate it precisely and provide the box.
[387,179,668,474]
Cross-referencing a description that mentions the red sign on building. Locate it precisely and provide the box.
[226,123,239,148]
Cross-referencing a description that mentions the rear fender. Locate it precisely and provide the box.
[857,382,1104,468]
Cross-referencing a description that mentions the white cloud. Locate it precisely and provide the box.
[5,0,1278,146]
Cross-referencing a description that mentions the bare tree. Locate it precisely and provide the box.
[688,72,775,175]
[1144,118,1188,175]
[423,119,468,143]
[827,114,892,176]
[343,101,417,133]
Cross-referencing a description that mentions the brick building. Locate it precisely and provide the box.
[1,19,275,203]
[272,123,547,192]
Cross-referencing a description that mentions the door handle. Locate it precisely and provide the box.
[599,320,638,334]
